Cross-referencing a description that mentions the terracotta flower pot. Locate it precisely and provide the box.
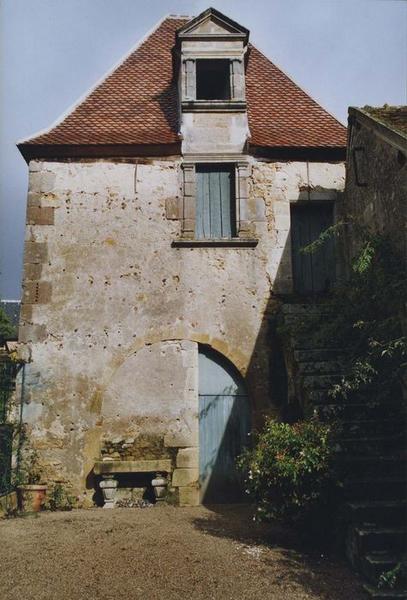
[17,484,47,512]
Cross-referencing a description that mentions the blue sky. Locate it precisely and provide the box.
[0,0,406,298]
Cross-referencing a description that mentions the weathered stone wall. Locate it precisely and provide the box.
[344,115,407,262]
[18,157,344,504]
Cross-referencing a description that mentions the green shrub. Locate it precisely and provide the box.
[44,483,74,511]
[0,308,16,343]
[238,419,339,530]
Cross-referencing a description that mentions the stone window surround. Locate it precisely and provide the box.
[178,157,257,246]
[181,55,246,111]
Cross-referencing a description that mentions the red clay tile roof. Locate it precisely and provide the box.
[19,16,346,157]
[246,46,346,148]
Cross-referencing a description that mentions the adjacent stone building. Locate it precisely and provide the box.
[343,105,406,263]
[16,8,346,505]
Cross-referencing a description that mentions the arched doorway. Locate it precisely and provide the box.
[198,345,251,503]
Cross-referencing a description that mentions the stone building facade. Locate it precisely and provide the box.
[343,106,406,263]
[16,8,346,505]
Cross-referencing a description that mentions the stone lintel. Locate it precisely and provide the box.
[94,459,173,475]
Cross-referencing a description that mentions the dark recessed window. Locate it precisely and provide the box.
[196,60,230,100]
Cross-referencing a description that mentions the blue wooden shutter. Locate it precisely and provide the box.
[196,165,234,239]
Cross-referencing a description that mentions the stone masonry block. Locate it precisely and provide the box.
[178,486,200,507]
[165,197,182,220]
[164,429,198,448]
[19,323,47,343]
[23,263,43,281]
[27,206,55,226]
[172,468,199,488]
[183,166,195,184]
[29,171,56,193]
[27,192,42,208]
[24,242,47,264]
[176,447,198,468]
[183,196,195,220]
[23,281,52,304]
[20,303,33,323]
[182,219,195,234]
[183,181,196,197]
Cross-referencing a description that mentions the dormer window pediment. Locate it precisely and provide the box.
[177,8,249,111]
[177,7,249,42]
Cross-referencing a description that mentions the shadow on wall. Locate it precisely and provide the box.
[244,190,346,431]
[196,190,342,503]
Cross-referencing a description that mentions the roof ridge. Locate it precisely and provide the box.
[167,14,192,20]
[17,15,177,145]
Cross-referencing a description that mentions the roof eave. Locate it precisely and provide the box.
[249,144,346,162]
[17,142,182,163]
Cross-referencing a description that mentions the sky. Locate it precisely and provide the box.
[0,0,406,299]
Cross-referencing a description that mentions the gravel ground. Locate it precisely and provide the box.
[0,505,365,600]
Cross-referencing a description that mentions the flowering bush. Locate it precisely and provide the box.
[238,419,338,527]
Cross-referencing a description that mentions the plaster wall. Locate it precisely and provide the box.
[18,157,344,503]
[181,112,249,155]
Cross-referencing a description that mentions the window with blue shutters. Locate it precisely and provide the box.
[196,164,236,239]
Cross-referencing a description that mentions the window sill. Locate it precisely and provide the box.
[171,238,258,248]
[181,100,247,112]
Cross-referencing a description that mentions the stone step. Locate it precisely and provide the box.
[344,478,407,502]
[302,374,342,390]
[339,456,407,480]
[315,401,404,419]
[337,435,404,455]
[294,348,343,362]
[354,527,407,554]
[340,419,404,438]
[347,500,407,528]
[281,304,332,316]
[363,584,407,599]
[297,360,343,375]
[362,552,406,586]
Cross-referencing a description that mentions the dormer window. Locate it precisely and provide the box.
[177,8,249,110]
[196,60,231,101]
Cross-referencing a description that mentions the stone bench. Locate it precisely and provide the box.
[94,460,172,507]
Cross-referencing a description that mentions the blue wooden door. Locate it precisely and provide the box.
[199,347,250,503]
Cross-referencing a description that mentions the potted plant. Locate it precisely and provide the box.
[16,450,47,512]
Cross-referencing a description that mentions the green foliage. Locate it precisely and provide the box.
[300,221,345,256]
[0,308,15,342]
[378,562,402,589]
[238,419,339,526]
[296,230,406,404]
[44,483,74,511]
[14,449,43,486]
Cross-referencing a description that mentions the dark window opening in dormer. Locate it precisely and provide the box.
[196,60,230,100]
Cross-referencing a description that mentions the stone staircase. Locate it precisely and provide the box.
[280,304,407,600]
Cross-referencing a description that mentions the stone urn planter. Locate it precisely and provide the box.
[17,484,47,512]
[151,473,167,502]
[99,475,118,508]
